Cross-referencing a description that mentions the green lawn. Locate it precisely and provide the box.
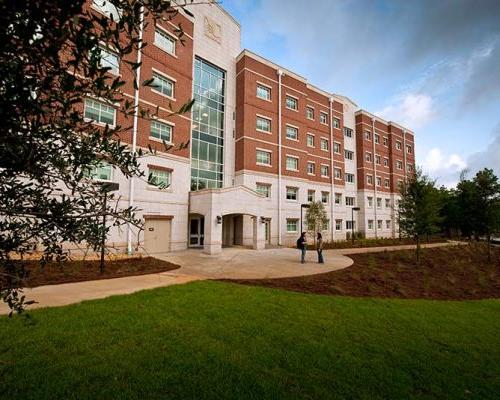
[1,281,499,400]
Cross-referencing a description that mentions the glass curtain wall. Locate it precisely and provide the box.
[191,57,225,190]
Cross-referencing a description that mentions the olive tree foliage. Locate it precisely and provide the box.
[0,0,198,314]
[305,201,328,246]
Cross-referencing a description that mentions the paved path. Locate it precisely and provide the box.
[0,241,462,315]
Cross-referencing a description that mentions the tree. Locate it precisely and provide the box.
[305,201,328,246]
[437,186,461,239]
[0,0,197,314]
[397,169,441,262]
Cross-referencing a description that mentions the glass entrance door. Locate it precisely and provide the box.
[189,216,204,247]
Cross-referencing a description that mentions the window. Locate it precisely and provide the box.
[396,141,402,150]
[321,191,329,204]
[98,47,119,74]
[377,197,382,208]
[334,193,342,205]
[286,96,298,110]
[384,178,390,188]
[386,220,391,229]
[256,116,271,133]
[383,136,388,146]
[344,150,354,160]
[334,168,342,179]
[256,183,271,198]
[320,138,329,151]
[333,142,341,154]
[321,165,329,177]
[286,125,298,140]
[375,155,381,165]
[385,198,391,208]
[84,98,115,125]
[344,127,353,138]
[154,28,176,55]
[376,220,382,230]
[307,190,315,202]
[333,118,340,128]
[286,219,299,233]
[256,150,271,166]
[346,220,355,230]
[406,144,412,154]
[306,107,314,120]
[367,196,373,207]
[87,161,112,181]
[345,173,355,183]
[365,130,371,140]
[374,134,380,144]
[148,167,171,188]
[256,84,271,101]
[396,160,403,170]
[376,176,382,187]
[368,220,374,230]
[383,157,389,167]
[92,0,121,20]
[286,156,298,171]
[323,219,330,231]
[398,179,403,187]
[307,162,315,175]
[306,134,315,147]
[286,187,298,201]
[345,196,355,206]
[152,73,174,98]
[150,120,172,142]
[367,175,373,185]
[335,219,342,231]
[320,112,328,125]
[407,163,413,172]
[365,152,372,162]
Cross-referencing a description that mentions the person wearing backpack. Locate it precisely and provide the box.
[297,232,307,264]
[317,232,324,264]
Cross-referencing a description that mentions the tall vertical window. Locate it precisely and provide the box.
[307,190,315,202]
[333,118,340,128]
[307,162,315,175]
[306,107,314,120]
[306,134,315,147]
[256,84,271,101]
[320,112,328,125]
[191,58,225,190]
[154,28,176,55]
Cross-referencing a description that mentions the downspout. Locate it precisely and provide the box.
[126,5,145,254]
[329,98,335,241]
[372,118,378,239]
[277,70,283,245]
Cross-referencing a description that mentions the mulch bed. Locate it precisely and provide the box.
[11,257,180,288]
[308,236,447,250]
[226,244,500,300]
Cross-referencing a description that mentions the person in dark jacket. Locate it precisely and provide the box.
[317,232,324,264]
[298,232,307,263]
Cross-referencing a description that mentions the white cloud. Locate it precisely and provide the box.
[422,147,467,187]
[376,94,434,128]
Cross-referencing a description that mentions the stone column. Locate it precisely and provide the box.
[203,210,222,255]
[252,216,266,250]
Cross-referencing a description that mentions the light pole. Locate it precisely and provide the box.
[300,203,311,234]
[98,181,119,274]
[351,207,360,246]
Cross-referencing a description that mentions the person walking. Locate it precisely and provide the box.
[297,232,307,264]
[317,232,324,264]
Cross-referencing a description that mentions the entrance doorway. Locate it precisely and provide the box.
[264,219,271,244]
[189,216,204,247]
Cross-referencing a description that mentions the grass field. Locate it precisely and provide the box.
[1,281,499,399]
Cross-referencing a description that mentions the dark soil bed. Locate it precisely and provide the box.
[227,244,500,300]
[13,257,180,288]
[308,236,447,250]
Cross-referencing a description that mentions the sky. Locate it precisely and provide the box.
[220,0,500,187]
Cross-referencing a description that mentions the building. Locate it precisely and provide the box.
[86,1,415,256]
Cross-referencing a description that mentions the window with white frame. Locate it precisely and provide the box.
[374,134,380,144]
[376,176,382,187]
[346,220,355,230]
[384,157,389,167]
[407,163,413,172]
[307,162,315,175]
[152,73,174,98]
[321,191,329,204]
[335,219,342,231]
[345,196,355,206]
[334,193,342,205]
[367,196,373,207]
[345,173,355,183]
[320,138,329,151]
[256,150,271,166]
[333,142,341,154]
[98,47,119,74]
[333,118,340,128]
[377,197,382,208]
[385,198,391,208]
[84,98,115,125]
[92,0,121,20]
[396,140,402,150]
[286,125,298,140]
[384,178,390,188]
[334,168,342,179]
[286,219,299,233]
[320,112,328,125]
[154,28,176,55]
[323,219,330,231]
[286,156,298,171]
[375,154,381,165]
[321,165,329,177]
[383,136,388,146]
[87,161,112,181]
[256,183,271,198]
[396,160,403,170]
[377,220,383,229]
[285,95,298,110]
[307,190,315,202]
[365,152,372,162]
[365,130,371,140]
[256,116,271,132]
[368,219,374,230]
[148,167,172,188]
[344,127,353,138]
[256,84,271,101]
[386,220,391,229]
[367,175,373,185]
[344,150,354,160]
[306,107,314,120]
[406,144,412,154]
[150,120,172,142]
[306,134,315,147]
[286,187,298,201]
